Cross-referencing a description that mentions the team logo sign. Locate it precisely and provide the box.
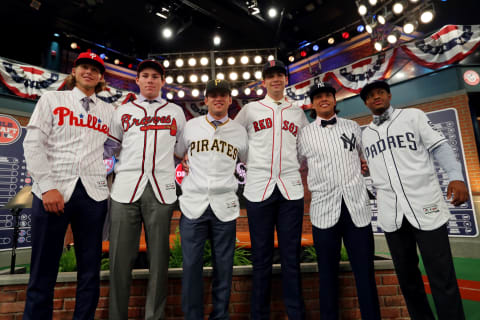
[104,156,116,174]
[175,163,186,185]
[463,70,480,86]
[0,114,22,145]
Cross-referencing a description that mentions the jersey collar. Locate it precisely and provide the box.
[72,87,98,106]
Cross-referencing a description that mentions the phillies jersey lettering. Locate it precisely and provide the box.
[189,138,239,160]
[253,118,273,132]
[53,106,109,134]
[281,120,299,137]
[364,132,417,159]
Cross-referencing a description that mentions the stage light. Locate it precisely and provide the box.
[100,53,106,60]
[229,72,238,81]
[231,89,239,97]
[312,44,320,51]
[192,89,200,97]
[368,0,377,5]
[215,57,223,66]
[246,0,260,15]
[128,63,133,69]
[387,30,400,44]
[256,88,264,96]
[200,57,209,66]
[358,4,367,16]
[342,32,350,39]
[201,74,209,82]
[267,8,278,18]
[243,72,251,80]
[166,92,174,100]
[244,88,251,95]
[420,9,434,23]
[189,74,198,83]
[53,33,60,37]
[175,58,184,67]
[114,59,120,65]
[409,0,420,2]
[300,51,307,57]
[288,56,295,62]
[327,37,335,45]
[216,73,225,80]
[166,76,173,84]
[227,57,236,65]
[177,75,185,83]
[267,55,274,61]
[377,15,386,24]
[254,71,262,79]
[163,60,170,68]
[162,28,173,39]
[374,41,383,52]
[366,24,374,34]
[213,35,221,46]
[70,42,78,49]
[240,56,249,64]
[178,90,185,98]
[188,58,196,66]
[357,25,365,32]
[254,55,262,64]
[403,21,417,34]
[392,2,404,15]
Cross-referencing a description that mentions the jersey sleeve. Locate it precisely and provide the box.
[353,122,365,159]
[108,106,125,143]
[238,127,249,163]
[174,109,188,158]
[296,126,307,163]
[414,109,447,151]
[299,110,310,129]
[233,103,249,128]
[27,93,54,135]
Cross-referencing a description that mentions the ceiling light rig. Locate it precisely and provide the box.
[355,0,436,51]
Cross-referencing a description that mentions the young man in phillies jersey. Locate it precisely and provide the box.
[23,52,113,319]
[176,79,248,319]
[361,80,468,320]
[234,60,308,319]
[105,59,186,320]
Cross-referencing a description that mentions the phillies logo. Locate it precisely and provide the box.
[53,107,109,134]
[0,115,22,145]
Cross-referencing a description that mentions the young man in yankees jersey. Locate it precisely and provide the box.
[235,60,308,319]
[361,80,468,320]
[105,59,186,320]
[175,79,248,319]
[297,82,381,320]
[23,52,113,319]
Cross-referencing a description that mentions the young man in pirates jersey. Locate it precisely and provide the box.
[105,59,186,320]
[234,60,308,319]
[361,80,468,320]
[297,82,381,320]
[23,52,113,319]
[175,79,248,319]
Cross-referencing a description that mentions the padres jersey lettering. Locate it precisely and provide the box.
[362,107,449,232]
[176,116,248,221]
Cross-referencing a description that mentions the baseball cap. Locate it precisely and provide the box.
[137,59,165,76]
[262,60,287,78]
[74,52,105,74]
[360,80,390,101]
[309,82,336,101]
[205,79,231,95]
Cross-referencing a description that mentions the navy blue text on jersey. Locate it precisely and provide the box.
[364,132,417,159]
[252,118,299,137]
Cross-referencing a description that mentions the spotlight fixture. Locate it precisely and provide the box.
[70,42,78,49]
[242,72,251,80]
[254,71,262,79]
[267,8,278,18]
[163,60,170,68]
[216,73,225,80]
[229,72,238,81]
[114,59,120,65]
[201,74,209,82]
[155,7,170,19]
[165,76,173,84]
[246,0,260,15]
[366,24,374,34]
[177,75,185,83]
[368,0,378,5]
[254,55,262,64]
[256,88,264,96]
[327,37,335,45]
[178,90,185,98]
[189,74,198,83]
[188,57,196,66]
[240,56,249,64]
[244,87,251,95]
[227,57,236,65]
[342,32,350,39]
[358,4,368,16]
[175,58,184,67]
[374,41,384,52]
[288,55,295,62]
[231,89,239,97]
[420,9,434,23]
[192,89,200,97]
[357,25,365,32]
[377,14,386,25]
[213,35,221,46]
[162,28,173,39]
[403,20,417,34]
[215,57,223,66]
[392,1,405,15]
[387,30,401,44]
[200,57,209,66]
[409,0,420,2]
[166,92,174,100]
[267,55,274,61]
[312,44,320,51]
[300,51,307,57]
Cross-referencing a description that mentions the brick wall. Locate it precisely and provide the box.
[0,265,409,320]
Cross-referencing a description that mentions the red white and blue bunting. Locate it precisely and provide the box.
[401,25,480,69]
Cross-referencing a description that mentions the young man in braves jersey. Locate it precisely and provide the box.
[234,60,308,319]
[105,60,186,320]
[297,82,381,320]
[23,52,113,319]
[175,80,248,319]
[361,80,468,320]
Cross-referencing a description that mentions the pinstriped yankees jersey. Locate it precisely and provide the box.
[234,95,309,202]
[108,98,186,204]
[23,87,114,202]
[175,116,248,222]
[297,117,372,229]
[362,107,450,232]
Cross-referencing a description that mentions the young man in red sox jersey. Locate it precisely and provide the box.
[234,60,309,319]
[105,59,186,320]
[23,52,113,319]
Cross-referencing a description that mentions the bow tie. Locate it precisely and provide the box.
[321,118,337,127]
[373,112,390,126]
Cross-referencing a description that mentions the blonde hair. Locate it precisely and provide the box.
[64,74,107,93]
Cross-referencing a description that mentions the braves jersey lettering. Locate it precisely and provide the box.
[364,132,417,159]
[282,120,299,137]
[253,117,273,132]
[121,114,171,131]
[53,106,109,134]
[189,138,239,160]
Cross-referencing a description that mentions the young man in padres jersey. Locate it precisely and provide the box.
[175,79,248,320]
[105,59,186,320]
[297,82,381,320]
[23,52,113,319]
[361,80,468,320]
[234,60,308,319]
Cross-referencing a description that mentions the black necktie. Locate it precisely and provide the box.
[146,99,157,104]
[212,120,222,128]
[321,118,337,127]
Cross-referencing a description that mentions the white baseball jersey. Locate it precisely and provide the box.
[23,87,114,202]
[176,115,248,221]
[362,107,450,232]
[108,97,186,204]
[234,95,309,202]
[297,117,372,229]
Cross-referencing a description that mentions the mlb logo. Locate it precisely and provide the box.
[0,115,22,145]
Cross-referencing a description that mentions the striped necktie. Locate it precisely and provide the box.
[81,97,92,112]
[212,120,222,128]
